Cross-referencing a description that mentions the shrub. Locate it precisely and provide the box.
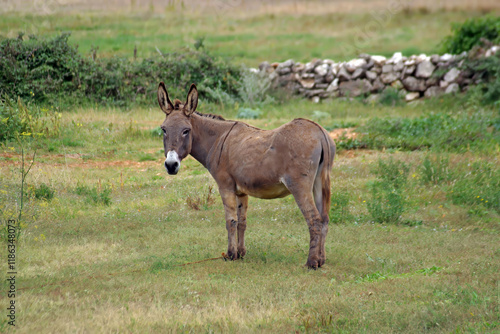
[462,53,500,106]
[366,158,409,224]
[237,68,274,107]
[236,107,262,119]
[0,33,241,108]
[441,15,500,54]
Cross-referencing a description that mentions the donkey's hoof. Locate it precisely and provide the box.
[306,259,319,269]
[237,247,246,259]
[318,258,326,267]
[227,249,238,261]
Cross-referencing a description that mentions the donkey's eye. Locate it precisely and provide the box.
[182,129,190,136]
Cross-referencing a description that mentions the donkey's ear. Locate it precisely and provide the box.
[158,82,174,115]
[184,83,198,116]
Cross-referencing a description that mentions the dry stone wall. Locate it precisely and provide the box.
[256,45,500,102]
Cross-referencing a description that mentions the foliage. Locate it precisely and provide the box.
[0,33,241,108]
[366,158,409,224]
[75,183,112,205]
[186,185,215,210]
[32,183,55,201]
[378,87,404,107]
[0,96,61,142]
[237,69,274,107]
[449,161,500,213]
[420,154,452,185]
[358,111,498,151]
[329,190,351,224]
[462,53,500,106]
[441,15,500,54]
[236,107,262,119]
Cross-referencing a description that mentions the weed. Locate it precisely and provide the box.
[449,160,499,213]
[33,183,55,201]
[420,154,452,185]
[330,190,351,224]
[359,110,498,152]
[186,185,215,210]
[75,183,112,205]
[0,96,61,142]
[378,87,404,107]
[366,158,409,224]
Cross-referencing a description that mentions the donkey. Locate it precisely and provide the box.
[158,82,335,268]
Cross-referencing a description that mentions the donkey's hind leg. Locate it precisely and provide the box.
[287,178,324,269]
[313,167,331,267]
[236,195,248,259]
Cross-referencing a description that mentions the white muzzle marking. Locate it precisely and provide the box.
[165,150,180,174]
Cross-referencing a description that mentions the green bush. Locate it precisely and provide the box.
[236,107,262,119]
[0,96,61,142]
[0,33,241,108]
[462,53,500,106]
[366,158,409,224]
[441,15,500,54]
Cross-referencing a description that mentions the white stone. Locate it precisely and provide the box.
[444,68,460,83]
[387,52,403,64]
[445,83,460,94]
[439,80,449,89]
[345,58,367,72]
[415,60,435,78]
[327,78,339,92]
[371,55,386,65]
[405,92,420,102]
[440,53,454,62]
[314,63,329,76]
[312,96,320,103]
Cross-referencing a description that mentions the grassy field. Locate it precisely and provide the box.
[1,2,500,333]
[1,6,496,63]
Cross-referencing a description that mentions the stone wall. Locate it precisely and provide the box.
[256,45,499,102]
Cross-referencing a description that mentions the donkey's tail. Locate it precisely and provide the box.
[318,127,335,222]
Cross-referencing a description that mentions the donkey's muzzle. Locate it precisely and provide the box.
[165,151,180,175]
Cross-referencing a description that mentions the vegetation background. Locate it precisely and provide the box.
[0,0,499,333]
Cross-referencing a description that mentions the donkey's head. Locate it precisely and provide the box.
[158,82,198,175]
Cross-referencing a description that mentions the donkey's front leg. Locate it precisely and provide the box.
[220,190,239,260]
[237,195,249,259]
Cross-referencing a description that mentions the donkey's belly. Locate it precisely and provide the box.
[235,181,290,199]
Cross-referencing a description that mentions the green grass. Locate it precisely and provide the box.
[0,6,499,333]
[0,10,493,64]
[1,97,499,333]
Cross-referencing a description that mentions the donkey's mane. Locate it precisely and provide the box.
[172,98,225,121]
[195,111,226,121]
